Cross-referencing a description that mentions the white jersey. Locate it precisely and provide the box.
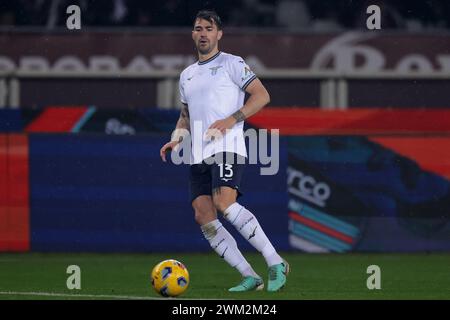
[179,51,257,164]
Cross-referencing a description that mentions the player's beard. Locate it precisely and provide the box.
[197,39,216,55]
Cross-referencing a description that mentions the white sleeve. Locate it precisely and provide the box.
[179,74,187,104]
[228,56,257,91]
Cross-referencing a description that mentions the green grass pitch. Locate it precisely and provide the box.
[0,253,449,300]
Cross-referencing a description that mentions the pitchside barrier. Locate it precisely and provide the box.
[2,70,450,109]
[0,108,449,252]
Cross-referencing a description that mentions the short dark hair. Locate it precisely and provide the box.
[194,10,222,30]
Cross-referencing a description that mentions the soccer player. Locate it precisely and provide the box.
[160,10,289,292]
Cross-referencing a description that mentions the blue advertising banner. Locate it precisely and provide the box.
[29,134,289,252]
[287,136,450,252]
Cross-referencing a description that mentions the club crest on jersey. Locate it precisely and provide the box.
[209,66,222,75]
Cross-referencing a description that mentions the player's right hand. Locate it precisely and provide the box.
[160,141,180,162]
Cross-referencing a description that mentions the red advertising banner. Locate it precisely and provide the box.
[0,134,30,252]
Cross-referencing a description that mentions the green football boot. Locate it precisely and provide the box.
[267,261,290,292]
[228,276,264,292]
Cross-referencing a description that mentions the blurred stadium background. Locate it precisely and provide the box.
[0,0,449,299]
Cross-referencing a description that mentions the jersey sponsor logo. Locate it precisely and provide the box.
[209,65,222,75]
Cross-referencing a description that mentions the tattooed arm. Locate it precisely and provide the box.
[160,104,190,162]
[232,78,270,123]
[175,104,190,132]
[208,78,270,133]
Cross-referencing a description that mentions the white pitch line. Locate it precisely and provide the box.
[0,291,231,300]
[0,291,164,300]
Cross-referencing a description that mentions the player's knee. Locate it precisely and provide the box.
[192,205,215,226]
[194,209,210,225]
[213,197,233,214]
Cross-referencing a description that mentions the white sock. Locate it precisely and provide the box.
[201,219,259,278]
[224,203,283,267]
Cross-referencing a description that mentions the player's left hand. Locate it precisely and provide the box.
[208,117,236,135]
